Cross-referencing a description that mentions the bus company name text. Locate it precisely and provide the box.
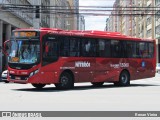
[75,61,91,68]
[110,63,129,68]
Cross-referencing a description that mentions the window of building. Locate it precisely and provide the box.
[156,0,160,5]
[156,24,160,35]
[147,17,152,26]
[147,29,152,38]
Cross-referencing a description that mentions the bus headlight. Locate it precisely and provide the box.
[29,72,34,77]
[34,69,39,74]
[29,69,39,78]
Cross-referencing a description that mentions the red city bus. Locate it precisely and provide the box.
[4,28,156,89]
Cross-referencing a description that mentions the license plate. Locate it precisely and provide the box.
[15,77,21,80]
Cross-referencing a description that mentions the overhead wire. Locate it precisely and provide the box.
[0,4,160,16]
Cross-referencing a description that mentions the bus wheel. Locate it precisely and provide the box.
[91,82,104,86]
[55,72,74,90]
[114,71,130,86]
[32,84,46,89]
[4,80,9,83]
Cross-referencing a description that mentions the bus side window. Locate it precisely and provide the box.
[126,41,136,58]
[44,42,49,57]
[111,40,120,58]
[82,40,90,57]
[149,43,154,58]
[138,42,150,58]
[43,41,58,57]
[98,40,105,57]
[60,37,69,57]
[70,38,80,57]
[42,35,59,66]
[81,39,96,57]
[98,39,111,57]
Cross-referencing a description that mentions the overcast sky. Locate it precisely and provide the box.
[79,0,115,31]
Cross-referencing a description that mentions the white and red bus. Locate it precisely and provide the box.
[4,28,156,89]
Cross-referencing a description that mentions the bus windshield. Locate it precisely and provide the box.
[8,40,40,64]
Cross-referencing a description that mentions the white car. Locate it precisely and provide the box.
[156,63,160,74]
[1,70,9,83]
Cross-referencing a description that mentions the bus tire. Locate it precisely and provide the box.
[114,71,130,86]
[91,82,104,86]
[4,80,9,83]
[55,72,74,90]
[32,84,46,89]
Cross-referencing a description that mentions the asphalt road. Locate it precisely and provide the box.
[0,74,160,112]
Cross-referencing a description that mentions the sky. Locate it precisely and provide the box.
[79,0,115,31]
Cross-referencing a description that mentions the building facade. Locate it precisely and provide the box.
[79,14,85,30]
[106,13,113,31]
[106,0,160,62]
[50,0,78,30]
[0,0,78,73]
[155,0,160,62]
[107,0,157,39]
[0,0,34,73]
[73,0,79,30]
[50,0,67,29]
[112,0,121,32]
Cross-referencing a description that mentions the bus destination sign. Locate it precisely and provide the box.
[14,31,38,38]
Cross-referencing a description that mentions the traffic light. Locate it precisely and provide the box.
[35,6,40,18]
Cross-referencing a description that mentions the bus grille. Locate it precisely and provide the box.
[9,74,29,81]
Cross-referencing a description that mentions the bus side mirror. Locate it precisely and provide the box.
[3,40,11,56]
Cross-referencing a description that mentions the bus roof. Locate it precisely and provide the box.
[14,28,155,42]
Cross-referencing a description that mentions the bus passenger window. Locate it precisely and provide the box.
[126,42,137,58]
[85,41,91,52]
[138,42,149,58]
[111,40,121,58]
[70,38,80,57]
[98,39,111,57]
[82,41,90,56]
[98,40,105,57]
[149,43,154,58]
[82,39,96,57]
[60,37,69,57]
[42,39,58,66]
[44,41,57,57]
[44,42,49,57]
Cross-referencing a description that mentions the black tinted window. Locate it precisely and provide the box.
[126,41,137,58]
[149,43,154,58]
[81,39,96,57]
[97,39,111,57]
[60,37,69,57]
[42,35,59,66]
[111,40,121,58]
[70,38,80,57]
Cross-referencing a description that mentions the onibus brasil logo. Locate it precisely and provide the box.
[2,112,42,118]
